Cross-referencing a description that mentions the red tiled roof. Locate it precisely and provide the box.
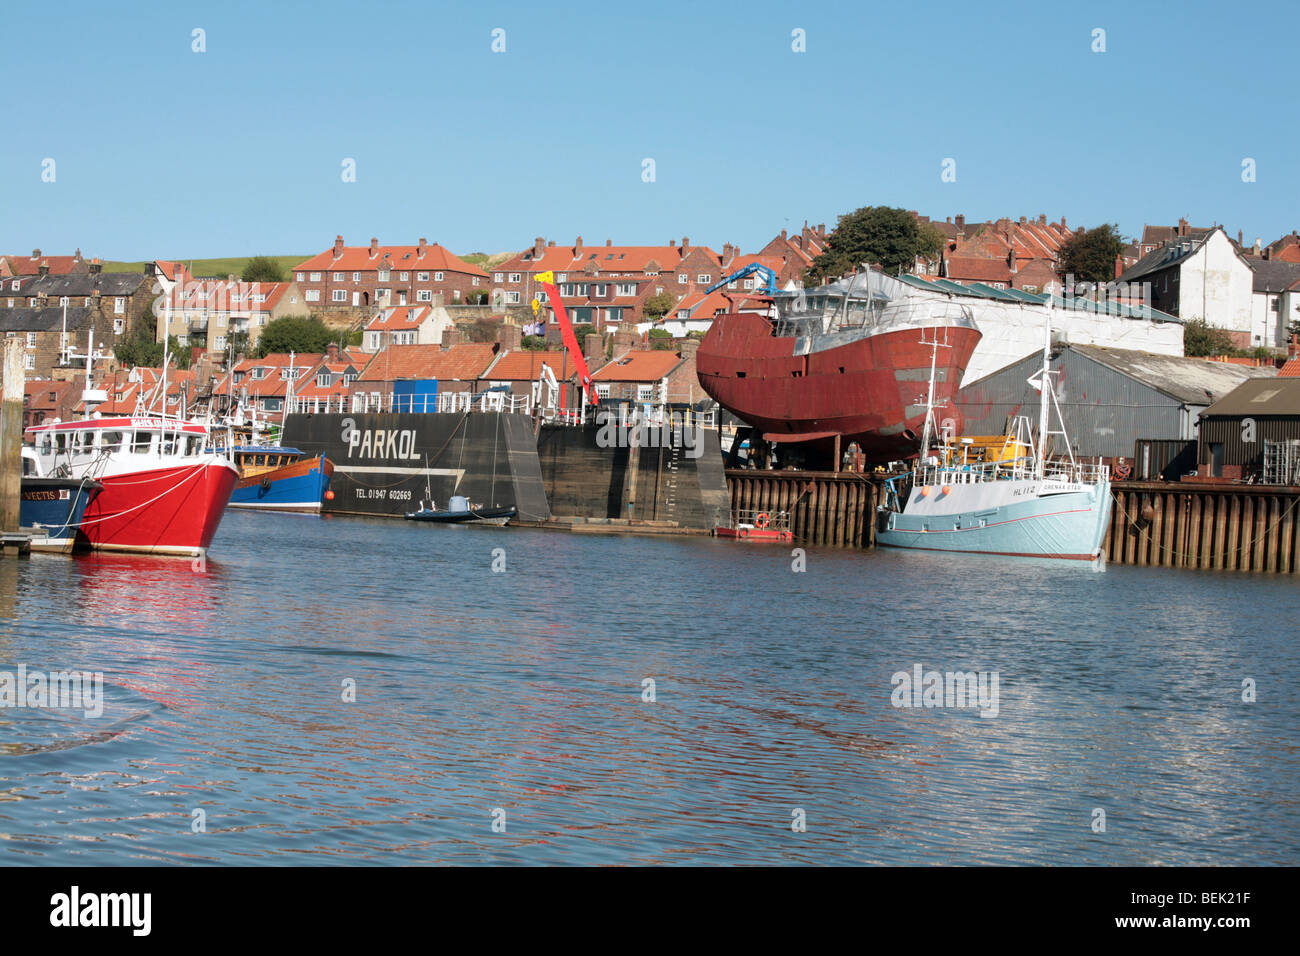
[945,256,1013,283]
[1278,359,1300,377]
[24,380,74,412]
[497,243,721,275]
[168,280,291,312]
[356,343,498,382]
[294,241,488,277]
[592,350,683,382]
[365,305,432,331]
[3,253,83,275]
[484,349,573,381]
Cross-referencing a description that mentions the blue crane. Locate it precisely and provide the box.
[704,262,779,296]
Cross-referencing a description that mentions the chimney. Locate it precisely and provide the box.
[669,239,676,248]
[74,248,82,260]
[326,342,339,362]
[584,333,604,364]
[533,237,545,258]
[547,240,556,247]
[817,223,826,236]
[1060,216,1067,229]
[722,242,735,264]
[333,235,344,259]
[946,216,952,224]
[613,323,636,354]
[369,237,379,258]
[1019,215,1027,225]
[1115,254,1124,280]
[780,229,787,240]
[498,321,522,351]
[575,236,583,256]
[1178,217,1189,237]
[89,259,102,275]
[1255,238,1262,256]
[1238,229,1244,247]
[418,237,427,259]
[1039,214,1047,226]
[954,215,965,232]
[32,248,40,258]
[678,336,700,361]
[38,262,49,277]
[605,238,612,246]
[441,326,462,348]
[681,237,690,253]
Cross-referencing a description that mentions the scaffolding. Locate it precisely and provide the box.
[1262,439,1300,486]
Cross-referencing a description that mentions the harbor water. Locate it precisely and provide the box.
[0,510,1296,865]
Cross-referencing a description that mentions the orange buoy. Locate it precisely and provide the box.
[941,485,951,495]
[919,486,930,497]
[754,512,771,529]
[324,490,335,501]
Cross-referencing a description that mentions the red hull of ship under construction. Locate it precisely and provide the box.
[77,463,239,557]
[697,312,982,460]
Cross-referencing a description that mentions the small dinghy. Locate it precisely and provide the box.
[404,495,515,526]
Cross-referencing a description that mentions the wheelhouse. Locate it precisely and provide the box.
[25,417,211,474]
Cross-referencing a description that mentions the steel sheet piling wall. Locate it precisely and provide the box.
[725,469,1300,572]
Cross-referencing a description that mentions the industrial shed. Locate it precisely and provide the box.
[953,344,1275,459]
[1197,377,1300,480]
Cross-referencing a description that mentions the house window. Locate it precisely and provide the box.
[317,374,331,387]
[508,273,522,283]
[678,274,687,284]
[434,271,444,281]
[557,273,567,282]
[334,272,345,281]
[593,284,607,297]
[636,385,654,402]
[113,319,125,334]
[616,283,636,296]
[697,274,711,284]
[596,384,610,399]
[332,290,347,302]
[417,290,432,302]
[24,354,34,370]
[399,272,409,281]
[472,277,480,286]
[215,336,226,350]
[376,289,390,300]
[9,280,18,290]
[494,272,504,283]
[306,290,321,302]
[378,270,391,281]
[505,292,521,304]
[452,290,461,302]
[59,296,68,306]
[310,272,321,282]
[114,297,126,313]
[296,272,304,282]
[417,272,429,281]
[26,332,36,347]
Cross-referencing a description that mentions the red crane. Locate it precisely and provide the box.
[533,270,599,407]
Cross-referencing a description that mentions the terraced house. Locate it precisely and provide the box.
[160,272,308,354]
[491,236,749,328]
[0,263,158,379]
[293,237,489,311]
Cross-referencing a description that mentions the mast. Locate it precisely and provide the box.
[1036,291,1053,479]
[918,334,939,462]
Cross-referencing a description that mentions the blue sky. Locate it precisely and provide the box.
[2,0,1297,260]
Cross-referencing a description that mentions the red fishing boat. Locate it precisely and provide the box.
[25,417,239,557]
[697,271,981,461]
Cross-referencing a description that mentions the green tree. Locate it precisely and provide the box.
[112,323,192,369]
[241,256,285,283]
[1183,319,1236,357]
[255,315,339,357]
[1057,224,1126,285]
[643,291,676,320]
[807,206,945,281]
[465,290,490,305]
[226,330,250,357]
[647,327,674,350]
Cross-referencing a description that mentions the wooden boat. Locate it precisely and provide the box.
[225,446,334,513]
[405,495,515,526]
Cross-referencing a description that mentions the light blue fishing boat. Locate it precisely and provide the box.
[876,305,1113,561]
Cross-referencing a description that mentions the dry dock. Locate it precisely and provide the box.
[725,469,1300,573]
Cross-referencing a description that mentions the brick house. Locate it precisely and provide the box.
[935,215,1071,292]
[592,338,703,406]
[491,236,732,327]
[348,342,501,411]
[22,379,78,427]
[293,237,489,311]
[756,223,829,278]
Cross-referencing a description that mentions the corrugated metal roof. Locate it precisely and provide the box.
[1069,345,1277,405]
[1201,377,1300,417]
